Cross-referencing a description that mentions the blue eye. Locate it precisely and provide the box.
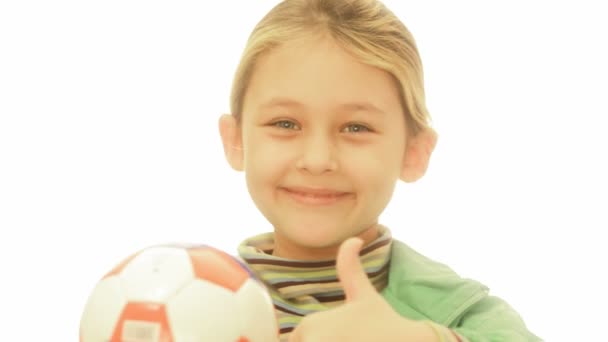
[272,120,300,130]
[343,123,371,133]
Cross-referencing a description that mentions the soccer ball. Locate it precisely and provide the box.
[80,244,278,342]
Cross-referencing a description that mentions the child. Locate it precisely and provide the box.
[218,0,540,341]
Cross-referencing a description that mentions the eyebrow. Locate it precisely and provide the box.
[258,97,386,115]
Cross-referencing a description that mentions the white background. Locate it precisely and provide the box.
[1,1,606,341]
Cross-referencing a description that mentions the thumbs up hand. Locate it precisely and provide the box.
[288,238,438,342]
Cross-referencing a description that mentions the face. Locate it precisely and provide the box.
[233,35,409,260]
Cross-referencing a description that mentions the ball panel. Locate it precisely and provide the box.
[167,278,240,341]
[103,250,141,279]
[80,276,127,341]
[235,279,279,342]
[82,245,279,342]
[110,302,171,342]
[120,247,194,302]
[187,247,249,292]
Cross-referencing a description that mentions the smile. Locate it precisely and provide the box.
[280,187,353,206]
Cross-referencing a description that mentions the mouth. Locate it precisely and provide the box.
[279,186,353,205]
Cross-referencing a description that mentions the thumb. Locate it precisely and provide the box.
[336,237,376,302]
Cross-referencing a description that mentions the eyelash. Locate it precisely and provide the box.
[270,120,372,133]
[272,120,300,130]
[343,123,372,133]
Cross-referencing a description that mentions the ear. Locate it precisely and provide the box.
[400,128,438,183]
[218,114,244,171]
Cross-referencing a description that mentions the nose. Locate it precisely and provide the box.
[295,133,338,174]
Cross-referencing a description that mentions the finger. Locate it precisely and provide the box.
[336,237,376,302]
[288,321,304,342]
[288,329,299,342]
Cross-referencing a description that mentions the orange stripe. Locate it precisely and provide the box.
[188,247,249,291]
[111,302,172,342]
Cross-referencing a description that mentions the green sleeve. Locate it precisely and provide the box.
[452,296,543,342]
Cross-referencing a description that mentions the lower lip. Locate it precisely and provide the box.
[281,188,352,206]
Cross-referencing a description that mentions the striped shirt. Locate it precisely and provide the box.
[238,226,467,342]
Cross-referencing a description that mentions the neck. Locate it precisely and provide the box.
[272,224,380,261]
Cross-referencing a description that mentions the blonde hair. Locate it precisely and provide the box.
[230,0,431,137]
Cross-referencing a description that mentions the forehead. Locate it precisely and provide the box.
[243,35,403,117]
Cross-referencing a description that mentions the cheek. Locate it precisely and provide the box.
[351,163,398,193]
[243,134,294,183]
[352,161,400,212]
[346,143,403,176]
[343,145,403,201]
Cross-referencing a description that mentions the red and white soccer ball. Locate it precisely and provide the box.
[80,244,279,342]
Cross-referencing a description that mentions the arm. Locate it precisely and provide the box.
[451,296,542,342]
[410,295,541,342]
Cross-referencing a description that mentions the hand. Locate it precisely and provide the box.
[288,238,437,342]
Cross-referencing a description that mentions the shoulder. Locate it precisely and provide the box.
[384,239,489,326]
[389,239,460,275]
[384,240,541,339]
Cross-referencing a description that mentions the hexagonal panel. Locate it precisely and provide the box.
[167,278,240,341]
[235,279,279,342]
[120,246,193,302]
[80,276,127,341]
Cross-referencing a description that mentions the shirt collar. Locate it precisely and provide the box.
[238,226,393,300]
